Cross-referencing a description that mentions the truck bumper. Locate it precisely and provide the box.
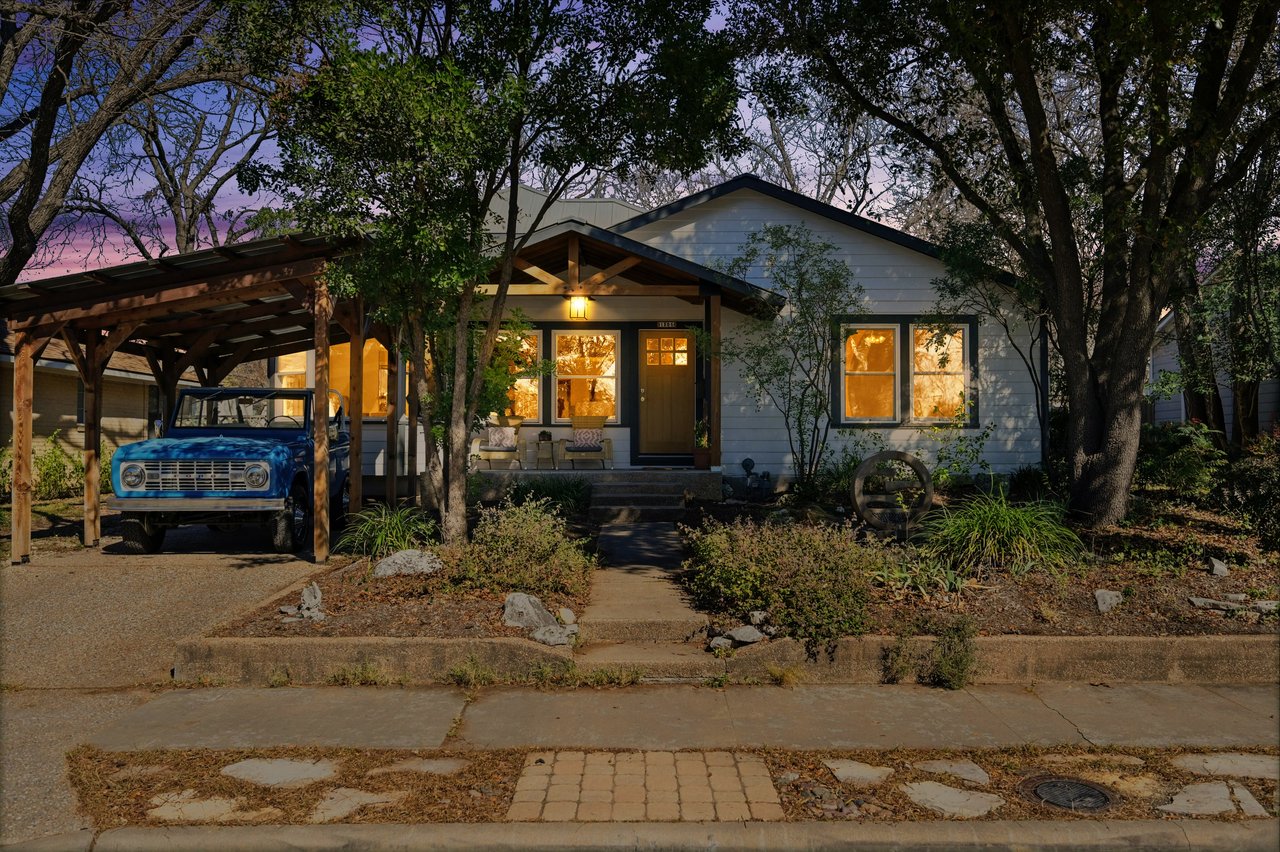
[107,497,287,512]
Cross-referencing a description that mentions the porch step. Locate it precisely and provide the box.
[575,641,721,681]
[591,492,684,506]
[589,505,687,524]
[591,481,687,497]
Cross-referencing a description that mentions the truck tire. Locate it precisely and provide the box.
[271,482,311,554]
[120,513,165,555]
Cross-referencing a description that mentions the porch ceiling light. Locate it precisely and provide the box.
[568,295,590,319]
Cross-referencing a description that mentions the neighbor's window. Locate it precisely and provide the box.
[554,331,618,421]
[842,326,898,421]
[911,326,967,421]
[275,352,308,417]
[330,340,399,418]
[507,333,541,422]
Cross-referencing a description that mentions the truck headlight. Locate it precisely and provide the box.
[244,463,269,489]
[121,463,145,489]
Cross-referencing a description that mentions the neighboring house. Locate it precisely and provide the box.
[0,333,170,457]
[1147,312,1279,437]
[271,175,1046,485]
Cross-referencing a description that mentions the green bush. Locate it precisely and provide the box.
[1217,430,1280,551]
[337,504,438,558]
[444,498,594,598]
[33,431,83,499]
[682,520,879,656]
[920,491,1082,575]
[1136,422,1226,499]
[794,433,885,507]
[0,444,12,498]
[505,476,591,516]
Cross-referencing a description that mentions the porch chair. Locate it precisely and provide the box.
[476,421,523,469]
[557,415,613,469]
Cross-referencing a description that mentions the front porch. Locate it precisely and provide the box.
[471,468,724,523]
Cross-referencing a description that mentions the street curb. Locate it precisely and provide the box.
[72,819,1280,851]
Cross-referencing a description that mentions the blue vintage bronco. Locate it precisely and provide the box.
[109,387,351,555]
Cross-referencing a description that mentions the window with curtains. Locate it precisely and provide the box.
[553,331,618,421]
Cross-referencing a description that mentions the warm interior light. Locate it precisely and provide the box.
[569,295,589,319]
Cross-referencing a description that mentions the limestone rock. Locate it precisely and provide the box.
[824,759,893,787]
[309,787,407,823]
[147,789,282,823]
[1170,752,1279,781]
[1188,596,1244,612]
[367,757,469,777]
[1159,781,1235,815]
[1251,600,1278,614]
[372,549,442,578]
[914,759,990,786]
[901,781,1004,818]
[530,624,574,646]
[726,625,765,645]
[503,593,557,630]
[748,610,768,626]
[220,758,336,788]
[1222,593,1249,602]
[1230,782,1269,817]
[708,636,733,652]
[1094,589,1123,614]
[558,607,577,625]
[1208,557,1230,577]
[294,582,325,622]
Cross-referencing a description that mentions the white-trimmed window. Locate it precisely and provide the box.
[841,325,898,422]
[275,351,308,417]
[910,325,968,421]
[553,330,618,422]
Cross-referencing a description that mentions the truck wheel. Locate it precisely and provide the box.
[271,483,311,554]
[120,513,165,555]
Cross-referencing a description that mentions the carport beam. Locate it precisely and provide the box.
[313,278,332,563]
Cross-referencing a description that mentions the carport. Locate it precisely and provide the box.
[1,234,393,565]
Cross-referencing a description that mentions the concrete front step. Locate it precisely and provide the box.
[592,481,688,496]
[575,641,722,680]
[590,506,686,523]
[591,493,685,507]
[579,614,707,643]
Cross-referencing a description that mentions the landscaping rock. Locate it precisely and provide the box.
[220,758,336,788]
[726,625,765,645]
[824,759,893,787]
[1207,557,1230,577]
[1230,782,1269,817]
[1188,596,1244,611]
[284,582,324,622]
[558,607,577,625]
[1170,752,1279,780]
[748,610,768,626]
[367,758,468,777]
[1251,600,1278,614]
[901,781,1004,818]
[1222,593,1249,602]
[503,593,557,630]
[1094,589,1123,614]
[914,759,990,786]
[530,625,574,646]
[372,549,442,578]
[1158,781,1235,815]
[708,636,733,652]
[147,790,282,823]
[565,624,579,635]
[309,787,407,823]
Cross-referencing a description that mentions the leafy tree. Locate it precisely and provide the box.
[705,224,866,495]
[258,0,740,542]
[738,0,1280,525]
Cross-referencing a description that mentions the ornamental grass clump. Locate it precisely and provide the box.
[920,491,1083,575]
[337,504,439,559]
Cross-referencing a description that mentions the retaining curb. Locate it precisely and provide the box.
[23,819,1270,852]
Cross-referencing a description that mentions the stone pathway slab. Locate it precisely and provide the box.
[220,758,336,788]
[146,790,281,823]
[367,758,468,777]
[1158,781,1236,815]
[309,788,407,823]
[901,781,1004,818]
[822,760,892,787]
[87,688,466,750]
[913,759,990,786]
[1170,752,1280,780]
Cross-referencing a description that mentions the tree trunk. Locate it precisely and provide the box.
[1173,307,1229,447]
[1232,379,1261,445]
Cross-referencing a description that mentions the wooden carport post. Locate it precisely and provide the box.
[10,327,61,563]
[312,276,332,563]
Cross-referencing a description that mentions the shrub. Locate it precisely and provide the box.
[1136,422,1226,500]
[445,498,594,598]
[926,615,978,689]
[1217,430,1280,551]
[682,519,878,656]
[920,491,1083,575]
[505,476,591,516]
[1006,464,1053,502]
[0,444,12,498]
[337,504,438,558]
[33,431,83,499]
[795,432,886,507]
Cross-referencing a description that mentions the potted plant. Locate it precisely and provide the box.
[538,429,553,443]
[692,419,711,469]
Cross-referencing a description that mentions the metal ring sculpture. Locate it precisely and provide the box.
[851,450,934,534]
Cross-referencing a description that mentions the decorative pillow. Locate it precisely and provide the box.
[572,428,604,449]
[487,426,516,449]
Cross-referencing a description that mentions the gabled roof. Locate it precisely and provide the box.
[611,174,943,260]
[506,218,785,317]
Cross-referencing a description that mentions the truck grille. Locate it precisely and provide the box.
[139,460,254,491]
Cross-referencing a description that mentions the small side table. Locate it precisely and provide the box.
[531,440,556,470]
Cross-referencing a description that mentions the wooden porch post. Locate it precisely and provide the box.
[82,333,102,547]
[709,294,722,468]
[385,344,399,505]
[348,299,364,511]
[312,277,332,562]
[11,328,59,563]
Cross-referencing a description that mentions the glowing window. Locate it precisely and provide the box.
[327,341,401,417]
[554,331,618,421]
[275,352,308,417]
[842,327,898,421]
[911,326,967,421]
[504,333,541,422]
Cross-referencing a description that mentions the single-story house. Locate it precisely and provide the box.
[270,175,1047,486]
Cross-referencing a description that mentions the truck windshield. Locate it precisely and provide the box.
[172,390,309,430]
